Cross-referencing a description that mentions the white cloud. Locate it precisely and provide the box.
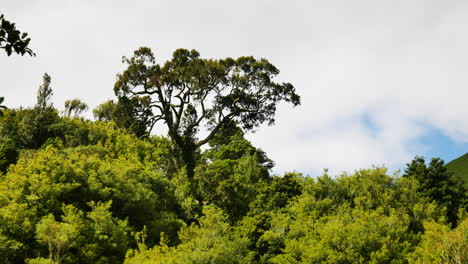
[2,0,468,176]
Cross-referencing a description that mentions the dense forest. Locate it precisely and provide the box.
[1,15,468,264]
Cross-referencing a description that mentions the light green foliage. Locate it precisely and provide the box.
[26,258,53,264]
[125,206,251,264]
[5,42,468,264]
[251,168,442,263]
[82,201,130,263]
[170,168,201,220]
[2,92,467,264]
[0,120,182,263]
[271,208,414,264]
[125,168,449,264]
[35,210,80,263]
[409,216,468,264]
[28,202,130,264]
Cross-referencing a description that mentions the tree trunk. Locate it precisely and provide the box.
[178,139,197,179]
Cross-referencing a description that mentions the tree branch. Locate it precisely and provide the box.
[196,112,236,147]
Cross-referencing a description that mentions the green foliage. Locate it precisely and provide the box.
[0,108,52,171]
[4,37,468,264]
[0,120,182,263]
[1,113,467,263]
[23,107,60,149]
[409,216,468,264]
[169,168,201,221]
[271,208,414,264]
[114,47,300,178]
[404,156,468,226]
[0,78,93,173]
[238,172,305,261]
[447,153,468,189]
[22,73,60,149]
[196,153,264,222]
[125,206,251,264]
[195,126,274,222]
[0,14,34,56]
[0,79,90,172]
[93,100,115,122]
[93,97,155,138]
[0,137,18,173]
[35,210,80,263]
[263,168,441,263]
[204,122,274,171]
[2,66,467,264]
[37,74,53,110]
[25,258,53,264]
[64,99,88,118]
[28,202,130,264]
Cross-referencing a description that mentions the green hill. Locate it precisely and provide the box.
[446,153,468,187]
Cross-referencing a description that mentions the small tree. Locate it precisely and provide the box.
[35,214,80,264]
[114,47,300,178]
[36,73,53,111]
[64,98,88,117]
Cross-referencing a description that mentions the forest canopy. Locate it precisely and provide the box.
[0,47,466,264]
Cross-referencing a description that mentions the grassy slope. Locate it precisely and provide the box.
[446,153,468,187]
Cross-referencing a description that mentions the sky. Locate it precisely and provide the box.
[2,0,468,176]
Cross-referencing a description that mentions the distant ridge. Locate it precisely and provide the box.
[446,153,468,187]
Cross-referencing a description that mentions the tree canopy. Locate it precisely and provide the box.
[1,45,467,264]
[404,156,468,226]
[114,47,300,178]
[0,102,466,263]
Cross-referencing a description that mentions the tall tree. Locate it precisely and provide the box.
[0,14,34,56]
[36,73,53,110]
[114,47,300,178]
[22,73,59,148]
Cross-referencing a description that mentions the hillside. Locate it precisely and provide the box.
[447,153,468,187]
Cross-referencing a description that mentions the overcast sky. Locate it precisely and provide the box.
[2,0,468,176]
